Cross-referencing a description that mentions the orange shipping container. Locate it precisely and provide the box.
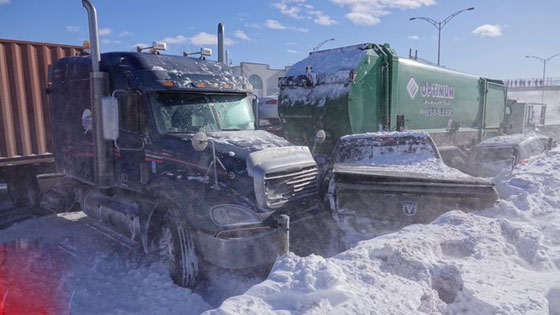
[0,38,83,167]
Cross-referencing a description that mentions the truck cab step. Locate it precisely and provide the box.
[86,220,140,250]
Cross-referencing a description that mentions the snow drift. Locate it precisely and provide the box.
[1,149,560,314]
[208,148,560,315]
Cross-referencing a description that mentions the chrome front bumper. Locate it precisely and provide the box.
[196,226,281,270]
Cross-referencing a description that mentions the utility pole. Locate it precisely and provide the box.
[526,53,560,103]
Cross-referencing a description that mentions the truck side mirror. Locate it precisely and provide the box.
[192,132,209,151]
[315,130,326,145]
[312,129,326,154]
[252,97,259,129]
[102,96,119,140]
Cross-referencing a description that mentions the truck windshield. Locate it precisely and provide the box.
[334,136,438,166]
[151,93,255,133]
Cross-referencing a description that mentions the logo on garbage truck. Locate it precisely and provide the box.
[420,82,455,99]
[406,77,419,100]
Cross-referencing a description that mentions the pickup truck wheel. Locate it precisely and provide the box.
[158,209,198,288]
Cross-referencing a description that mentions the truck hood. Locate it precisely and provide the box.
[171,130,292,160]
[333,161,492,186]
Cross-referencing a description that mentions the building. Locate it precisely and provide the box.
[232,62,290,98]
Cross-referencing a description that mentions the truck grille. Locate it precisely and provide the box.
[264,165,319,207]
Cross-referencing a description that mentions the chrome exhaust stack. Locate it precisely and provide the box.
[217,23,225,63]
[82,0,115,188]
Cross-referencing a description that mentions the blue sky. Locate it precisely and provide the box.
[1,0,559,80]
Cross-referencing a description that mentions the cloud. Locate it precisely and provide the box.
[162,32,235,47]
[314,14,337,26]
[293,27,309,33]
[234,30,250,41]
[265,19,287,30]
[273,0,337,26]
[66,26,81,32]
[273,2,303,19]
[346,11,381,25]
[98,28,112,36]
[162,35,190,45]
[119,31,133,38]
[245,23,261,29]
[285,42,297,46]
[408,35,420,40]
[101,39,122,45]
[472,24,502,38]
[286,49,299,54]
[191,32,235,46]
[0,0,10,5]
[331,0,435,26]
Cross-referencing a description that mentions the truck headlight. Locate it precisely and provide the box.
[210,204,262,227]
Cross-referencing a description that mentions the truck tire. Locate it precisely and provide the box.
[158,208,199,288]
[7,170,41,212]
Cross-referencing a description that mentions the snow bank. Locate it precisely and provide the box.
[1,147,559,315]
[285,44,368,78]
[209,148,560,315]
[0,212,212,315]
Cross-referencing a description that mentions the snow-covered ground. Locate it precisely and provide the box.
[1,148,560,314]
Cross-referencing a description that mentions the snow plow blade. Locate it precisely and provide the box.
[332,169,498,227]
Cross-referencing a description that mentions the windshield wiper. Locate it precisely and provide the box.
[221,128,241,131]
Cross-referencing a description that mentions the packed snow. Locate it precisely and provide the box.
[285,44,368,78]
[280,44,370,108]
[210,147,560,314]
[334,131,475,180]
[1,147,560,314]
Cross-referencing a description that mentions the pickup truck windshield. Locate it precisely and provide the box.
[151,93,255,133]
[334,136,437,166]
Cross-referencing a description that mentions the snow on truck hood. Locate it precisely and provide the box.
[207,130,291,151]
[333,158,484,183]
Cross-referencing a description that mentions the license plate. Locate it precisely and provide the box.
[402,201,418,216]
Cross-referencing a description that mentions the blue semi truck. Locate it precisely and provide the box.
[45,0,321,288]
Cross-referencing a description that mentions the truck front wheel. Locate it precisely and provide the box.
[158,208,199,288]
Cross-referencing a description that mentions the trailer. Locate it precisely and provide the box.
[278,43,507,166]
[0,38,83,209]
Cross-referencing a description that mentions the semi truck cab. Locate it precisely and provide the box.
[45,0,320,288]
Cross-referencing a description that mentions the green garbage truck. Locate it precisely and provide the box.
[278,43,507,165]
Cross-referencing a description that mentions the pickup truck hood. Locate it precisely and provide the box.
[332,160,498,201]
[333,162,491,186]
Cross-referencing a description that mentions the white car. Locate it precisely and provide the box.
[466,134,554,177]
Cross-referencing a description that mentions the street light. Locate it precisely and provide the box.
[312,38,335,52]
[410,7,474,66]
[526,53,560,103]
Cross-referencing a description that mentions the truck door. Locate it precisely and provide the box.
[116,92,149,188]
[479,79,507,140]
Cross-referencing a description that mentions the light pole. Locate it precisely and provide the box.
[312,38,335,52]
[410,7,474,66]
[526,53,560,103]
